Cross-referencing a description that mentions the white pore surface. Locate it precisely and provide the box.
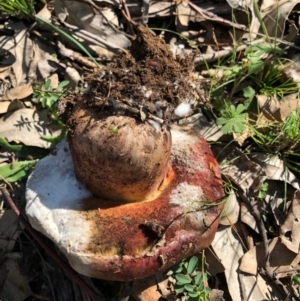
[25,140,93,271]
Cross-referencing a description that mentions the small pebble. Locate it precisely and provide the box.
[174,102,191,117]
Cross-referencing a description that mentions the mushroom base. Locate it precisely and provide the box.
[25,126,224,281]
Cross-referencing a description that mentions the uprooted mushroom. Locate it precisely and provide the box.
[25,25,224,290]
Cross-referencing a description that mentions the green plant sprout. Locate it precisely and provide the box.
[292,274,300,285]
[33,79,69,113]
[33,79,69,143]
[108,126,119,135]
[257,182,269,199]
[0,0,36,19]
[252,110,300,152]
[216,103,248,135]
[172,254,211,301]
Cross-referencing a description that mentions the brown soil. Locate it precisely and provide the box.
[60,25,202,124]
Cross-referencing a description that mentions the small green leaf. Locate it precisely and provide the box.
[175,273,192,285]
[45,78,51,90]
[184,284,196,292]
[293,274,300,284]
[172,260,185,273]
[232,65,242,73]
[243,86,255,101]
[247,54,264,74]
[108,127,119,135]
[187,256,199,274]
[216,104,248,135]
[57,80,69,90]
[235,104,246,115]
[187,291,199,298]
[194,273,203,286]
[174,286,185,294]
[183,261,189,270]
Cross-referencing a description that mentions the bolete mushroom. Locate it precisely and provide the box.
[25,122,223,281]
[25,25,224,283]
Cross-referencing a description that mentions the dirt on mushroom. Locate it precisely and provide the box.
[60,25,201,125]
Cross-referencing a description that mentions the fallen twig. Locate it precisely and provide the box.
[119,0,136,35]
[57,41,99,69]
[186,0,247,31]
[194,38,265,65]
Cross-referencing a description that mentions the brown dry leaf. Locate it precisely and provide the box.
[263,1,300,41]
[281,54,300,86]
[221,148,266,194]
[240,202,259,233]
[0,22,58,98]
[257,94,281,122]
[47,73,59,89]
[0,210,23,253]
[250,153,300,190]
[257,93,300,122]
[55,0,130,58]
[0,49,16,74]
[175,2,205,32]
[240,154,300,232]
[0,23,33,88]
[265,180,295,226]
[0,102,11,114]
[241,179,297,235]
[219,189,240,226]
[36,4,51,30]
[240,237,300,279]
[233,127,251,146]
[0,83,33,101]
[239,245,258,275]
[280,190,300,253]
[227,0,261,40]
[131,273,170,301]
[0,258,32,301]
[0,108,61,148]
[278,94,300,120]
[211,225,270,301]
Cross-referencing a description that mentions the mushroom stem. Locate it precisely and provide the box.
[68,110,172,203]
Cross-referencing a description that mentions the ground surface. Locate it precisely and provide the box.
[1,1,300,301]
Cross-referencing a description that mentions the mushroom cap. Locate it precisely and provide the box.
[25,125,224,281]
[68,110,171,203]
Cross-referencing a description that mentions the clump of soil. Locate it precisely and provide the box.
[60,25,201,124]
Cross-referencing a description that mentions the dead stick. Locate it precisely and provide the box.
[186,0,247,31]
[0,185,100,301]
[194,38,265,65]
[119,0,136,35]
